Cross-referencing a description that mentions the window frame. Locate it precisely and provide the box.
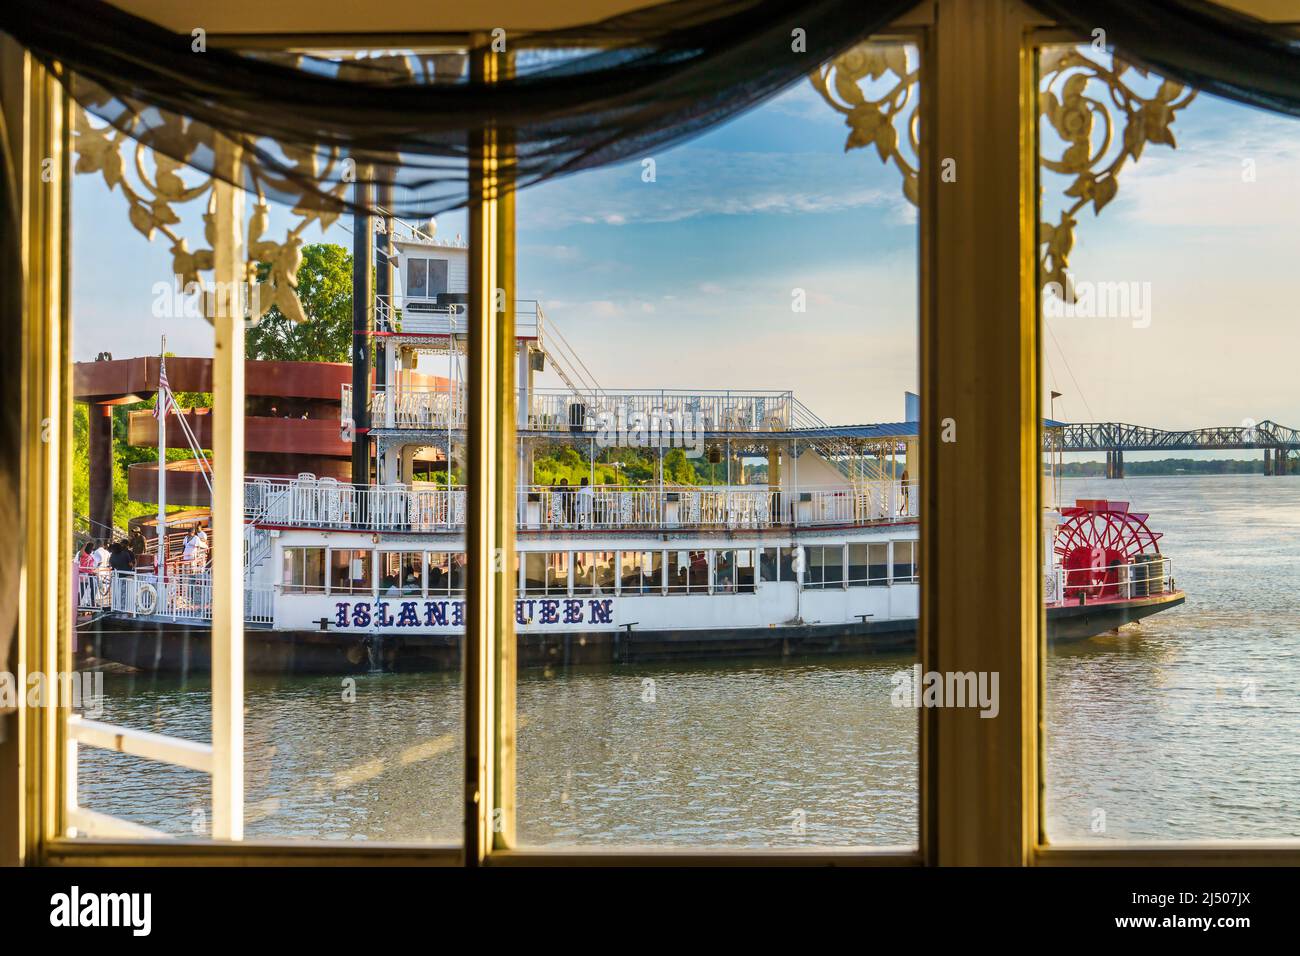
[12,3,1300,868]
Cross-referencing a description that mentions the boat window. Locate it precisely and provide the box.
[448,552,467,593]
[847,542,890,587]
[572,551,596,594]
[281,547,325,593]
[667,550,709,594]
[778,547,798,582]
[426,551,453,595]
[379,551,424,595]
[619,550,661,594]
[804,545,845,590]
[892,541,916,583]
[714,549,754,593]
[759,547,779,583]
[592,551,617,594]
[407,257,428,298]
[525,551,569,596]
[329,549,374,594]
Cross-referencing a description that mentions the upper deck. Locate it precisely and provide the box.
[245,474,919,535]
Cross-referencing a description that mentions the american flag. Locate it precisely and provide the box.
[153,358,173,419]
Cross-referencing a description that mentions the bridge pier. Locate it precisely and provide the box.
[1265,447,1273,476]
[1104,449,1124,479]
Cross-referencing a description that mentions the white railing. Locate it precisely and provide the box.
[526,388,792,433]
[342,385,795,434]
[75,567,273,625]
[1048,556,1175,605]
[374,297,544,339]
[258,475,467,532]
[246,475,916,533]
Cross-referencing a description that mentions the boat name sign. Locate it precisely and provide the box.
[334,598,615,629]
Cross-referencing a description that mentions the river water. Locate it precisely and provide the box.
[77,475,1300,846]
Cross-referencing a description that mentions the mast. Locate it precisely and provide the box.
[351,178,374,486]
[156,336,167,582]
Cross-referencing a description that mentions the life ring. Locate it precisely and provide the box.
[136,582,158,615]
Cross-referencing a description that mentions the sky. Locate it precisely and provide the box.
[71,46,1300,451]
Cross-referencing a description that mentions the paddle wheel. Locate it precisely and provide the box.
[1054,499,1162,599]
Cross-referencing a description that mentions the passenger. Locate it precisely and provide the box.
[180,529,197,574]
[577,476,595,527]
[194,525,209,569]
[92,539,111,568]
[77,542,98,606]
[383,575,401,597]
[109,542,134,572]
[716,554,735,592]
[557,477,572,526]
[402,565,421,595]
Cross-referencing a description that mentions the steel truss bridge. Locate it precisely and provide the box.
[1048,420,1300,477]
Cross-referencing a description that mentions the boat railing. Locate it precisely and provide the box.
[341,384,796,434]
[74,566,274,625]
[373,296,544,338]
[1048,556,1175,605]
[245,475,918,533]
[525,388,793,433]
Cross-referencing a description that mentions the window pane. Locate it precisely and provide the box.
[67,46,472,846]
[407,257,428,297]
[514,39,921,848]
[1038,44,1300,842]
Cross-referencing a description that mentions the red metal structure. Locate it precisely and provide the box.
[74,354,448,532]
[1054,499,1163,599]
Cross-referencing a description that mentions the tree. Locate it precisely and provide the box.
[247,243,353,362]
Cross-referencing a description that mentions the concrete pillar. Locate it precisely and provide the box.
[1265,448,1273,476]
[88,403,114,536]
[1115,449,1124,478]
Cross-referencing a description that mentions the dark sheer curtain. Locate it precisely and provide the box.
[0,0,1296,219]
[1032,0,1300,118]
[0,0,919,218]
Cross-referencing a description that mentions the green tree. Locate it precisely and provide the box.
[247,243,354,362]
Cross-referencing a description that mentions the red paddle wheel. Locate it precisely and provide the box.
[1054,499,1162,599]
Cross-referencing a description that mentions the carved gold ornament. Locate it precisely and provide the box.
[73,104,349,326]
[1038,46,1196,295]
[809,43,920,206]
[810,43,1195,292]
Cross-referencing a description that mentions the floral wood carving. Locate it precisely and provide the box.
[809,43,921,207]
[1038,47,1196,295]
[73,106,349,325]
[810,43,1196,292]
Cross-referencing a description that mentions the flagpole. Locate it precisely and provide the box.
[157,335,167,585]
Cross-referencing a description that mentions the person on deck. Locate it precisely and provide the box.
[558,477,574,527]
[577,476,595,528]
[194,525,209,570]
[92,539,110,568]
[180,529,197,574]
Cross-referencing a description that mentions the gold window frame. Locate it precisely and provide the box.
[5,0,1300,868]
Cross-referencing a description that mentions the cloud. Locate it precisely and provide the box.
[1106,110,1300,230]
[521,147,911,228]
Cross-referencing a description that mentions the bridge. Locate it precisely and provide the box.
[1050,420,1300,477]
